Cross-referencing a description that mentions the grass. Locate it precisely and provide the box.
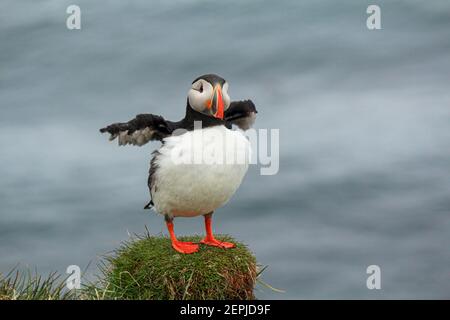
[0,233,260,300]
[82,234,257,300]
[0,269,75,300]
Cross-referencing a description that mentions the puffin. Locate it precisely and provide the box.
[100,74,257,254]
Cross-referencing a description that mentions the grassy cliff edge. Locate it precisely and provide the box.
[1,234,258,300]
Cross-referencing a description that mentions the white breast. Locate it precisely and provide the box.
[151,126,250,218]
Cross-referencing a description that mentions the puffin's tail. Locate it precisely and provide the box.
[144,200,154,210]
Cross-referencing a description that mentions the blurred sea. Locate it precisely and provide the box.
[1,0,449,298]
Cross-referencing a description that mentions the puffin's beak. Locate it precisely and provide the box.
[211,84,224,120]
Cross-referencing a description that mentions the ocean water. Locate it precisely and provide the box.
[1,0,449,299]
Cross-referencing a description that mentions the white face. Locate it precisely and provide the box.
[188,79,231,115]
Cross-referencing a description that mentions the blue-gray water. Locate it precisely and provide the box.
[1,0,449,299]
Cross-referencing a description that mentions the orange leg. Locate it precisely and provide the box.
[200,213,235,249]
[166,220,199,254]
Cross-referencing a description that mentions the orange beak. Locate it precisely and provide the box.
[211,84,224,120]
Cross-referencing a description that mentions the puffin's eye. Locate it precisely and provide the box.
[192,81,204,93]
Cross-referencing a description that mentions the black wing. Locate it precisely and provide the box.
[224,100,258,130]
[99,114,177,146]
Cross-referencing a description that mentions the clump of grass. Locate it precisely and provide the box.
[0,269,74,300]
[83,234,257,300]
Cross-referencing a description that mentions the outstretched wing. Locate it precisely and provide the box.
[99,114,176,146]
[224,100,258,130]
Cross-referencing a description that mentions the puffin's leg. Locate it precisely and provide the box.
[200,212,235,249]
[165,215,199,254]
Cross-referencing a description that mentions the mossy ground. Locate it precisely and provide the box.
[84,234,257,300]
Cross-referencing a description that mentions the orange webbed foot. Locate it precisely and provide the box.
[171,240,199,254]
[200,237,235,249]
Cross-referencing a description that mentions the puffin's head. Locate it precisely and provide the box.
[187,74,231,120]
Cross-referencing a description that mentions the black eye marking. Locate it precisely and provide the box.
[193,81,203,93]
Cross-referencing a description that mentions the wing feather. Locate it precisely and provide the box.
[224,100,258,130]
[100,114,173,146]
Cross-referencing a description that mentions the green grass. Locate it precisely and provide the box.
[82,234,257,300]
[1,234,261,300]
[0,269,75,300]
